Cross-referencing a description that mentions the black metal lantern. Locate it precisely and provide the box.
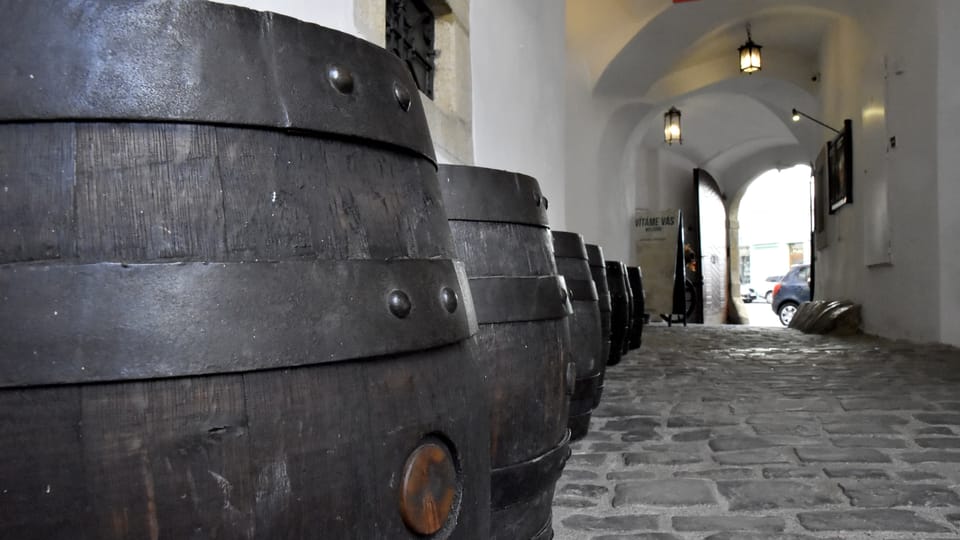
[738,23,762,74]
[664,107,682,145]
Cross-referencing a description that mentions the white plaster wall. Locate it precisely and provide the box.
[815,3,942,343]
[937,0,960,346]
[212,0,360,37]
[564,58,607,244]
[564,79,697,265]
[471,0,567,229]
[565,56,667,262]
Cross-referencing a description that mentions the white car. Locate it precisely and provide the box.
[753,275,784,303]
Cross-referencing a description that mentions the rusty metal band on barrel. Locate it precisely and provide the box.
[0,259,477,388]
[490,430,571,508]
[0,0,435,163]
[469,275,572,324]
[570,371,603,416]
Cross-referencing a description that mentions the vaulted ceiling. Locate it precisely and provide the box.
[567,0,866,185]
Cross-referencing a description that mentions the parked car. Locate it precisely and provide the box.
[755,274,784,303]
[740,284,757,303]
[771,264,811,326]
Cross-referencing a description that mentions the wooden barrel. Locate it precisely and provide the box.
[0,3,490,539]
[552,232,602,441]
[620,261,633,354]
[437,165,572,540]
[585,244,611,408]
[605,261,631,366]
[622,262,635,355]
[627,266,645,349]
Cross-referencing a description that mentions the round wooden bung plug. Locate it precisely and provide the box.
[399,440,458,535]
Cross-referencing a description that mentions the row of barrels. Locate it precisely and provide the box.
[0,3,644,540]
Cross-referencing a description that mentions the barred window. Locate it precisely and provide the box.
[386,0,436,99]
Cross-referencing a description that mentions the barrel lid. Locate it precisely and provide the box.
[584,244,605,268]
[0,0,436,163]
[438,165,549,227]
[551,231,588,260]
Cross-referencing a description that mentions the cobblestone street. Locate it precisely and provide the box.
[553,325,960,540]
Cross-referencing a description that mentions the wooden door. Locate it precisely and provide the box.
[691,169,728,324]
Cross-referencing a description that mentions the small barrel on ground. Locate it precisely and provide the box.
[439,164,573,540]
[585,244,611,408]
[552,232,603,441]
[627,265,645,349]
[605,260,631,366]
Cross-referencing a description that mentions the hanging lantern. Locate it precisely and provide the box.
[664,107,682,145]
[738,23,762,74]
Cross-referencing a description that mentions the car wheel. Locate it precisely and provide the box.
[778,302,798,326]
[743,297,753,304]
[764,291,772,303]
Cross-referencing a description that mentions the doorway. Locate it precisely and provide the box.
[737,165,813,326]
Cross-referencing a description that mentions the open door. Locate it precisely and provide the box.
[690,168,728,324]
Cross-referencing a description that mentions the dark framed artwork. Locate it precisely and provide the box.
[813,144,829,247]
[828,119,853,213]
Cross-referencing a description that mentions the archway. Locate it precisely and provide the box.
[734,164,813,326]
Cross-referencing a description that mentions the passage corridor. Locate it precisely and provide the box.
[553,325,960,539]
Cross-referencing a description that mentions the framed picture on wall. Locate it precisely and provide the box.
[828,119,853,213]
[813,144,829,247]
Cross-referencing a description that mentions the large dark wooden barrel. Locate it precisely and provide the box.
[552,232,602,441]
[585,244,611,408]
[437,165,572,540]
[0,3,490,539]
[627,265,645,349]
[622,262,635,355]
[605,261,631,366]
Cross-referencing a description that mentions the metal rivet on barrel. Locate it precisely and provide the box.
[534,194,542,207]
[327,65,354,94]
[399,440,458,535]
[543,196,549,210]
[393,81,412,111]
[440,287,458,314]
[388,290,412,318]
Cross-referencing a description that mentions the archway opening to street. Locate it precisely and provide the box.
[736,164,813,326]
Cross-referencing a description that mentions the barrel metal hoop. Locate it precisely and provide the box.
[0,259,477,388]
[469,275,572,324]
[597,291,612,312]
[565,278,599,303]
[571,372,602,403]
[0,1,435,162]
[490,430,571,509]
[531,520,554,540]
[569,372,602,417]
[585,244,605,268]
[551,232,588,260]
[605,263,626,278]
[438,165,549,226]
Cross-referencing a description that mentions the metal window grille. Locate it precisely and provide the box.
[386,0,436,99]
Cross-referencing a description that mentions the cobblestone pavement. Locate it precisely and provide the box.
[553,325,960,540]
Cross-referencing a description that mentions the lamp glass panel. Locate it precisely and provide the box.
[664,110,681,143]
[740,44,761,72]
